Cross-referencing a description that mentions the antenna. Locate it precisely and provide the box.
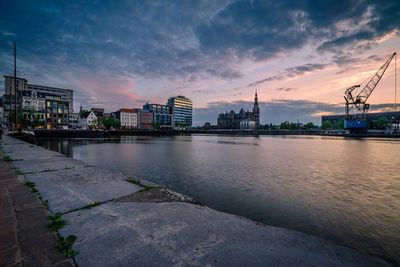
[395,53,397,112]
[14,41,17,129]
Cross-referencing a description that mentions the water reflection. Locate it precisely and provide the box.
[36,135,400,265]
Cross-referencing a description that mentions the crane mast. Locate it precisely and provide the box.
[344,52,396,132]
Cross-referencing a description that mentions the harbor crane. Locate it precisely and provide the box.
[344,52,397,132]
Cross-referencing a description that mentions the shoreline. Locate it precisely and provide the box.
[0,135,393,266]
[10,128,400,140]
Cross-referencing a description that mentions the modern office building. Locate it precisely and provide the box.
[143,103,173,129]
[3,76,73,128]
[167,96,192,128]
[45,98,70,128]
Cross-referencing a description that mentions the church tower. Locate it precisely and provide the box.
[252,90,260,128]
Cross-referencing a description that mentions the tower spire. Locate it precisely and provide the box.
[252,89,260,128]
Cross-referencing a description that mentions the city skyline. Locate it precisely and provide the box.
[0,1,399,125]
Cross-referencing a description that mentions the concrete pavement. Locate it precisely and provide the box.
[0,149,74,266]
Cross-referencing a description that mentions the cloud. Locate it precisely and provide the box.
[249,63,329,86]
[248,51,391,87]
[276,87,297,92]
[316,1,400,52]
[0,0,398,112]
[2,32,15,37]
[1,0,398,83]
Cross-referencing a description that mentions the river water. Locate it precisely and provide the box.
[36,135,400,264]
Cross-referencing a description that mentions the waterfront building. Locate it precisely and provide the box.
[115,108,138,129]
[90,108,105,118]
[143,103,173,129]
[79,110,98,129]
[138,110,153,129]
[240,119,257,130]
[167,96,192,128]
[0,99,4,124]
[3,76,73,128]
[217,91,260,129]
[68,113,80,129]
[322,111,400,129]
[45,98,70,128]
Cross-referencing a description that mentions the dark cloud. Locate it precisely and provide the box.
[276,87,297,92]
[249,63,329,86]
[317,1,400,52]
[249,52,390,86]
[1,0,398,81]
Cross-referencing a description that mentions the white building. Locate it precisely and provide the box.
[116,109,138,129]
[79,110,98,129]
[240,119,257,130]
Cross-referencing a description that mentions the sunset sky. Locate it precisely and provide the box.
[0,0,399,125]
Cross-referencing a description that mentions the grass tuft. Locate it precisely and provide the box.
[57,235,79,258]
[48,213,67,231]
[25,181,38,193]
[3,155,12,162]
[126,178,141,185]
[139,185,154,193]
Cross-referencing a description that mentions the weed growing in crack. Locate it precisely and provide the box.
[25,181,38,193]
[3,155,13,162]
[126,178,141,185]
[48,213,67,231]
[57,235,79,258]
[139,185,154,193]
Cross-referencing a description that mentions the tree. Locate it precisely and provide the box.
[321,120,333,130]
[338,119,345,129]
[280,121,290,129]
[103,117,120,129]
[374,116,390,129]
[304,122,315,129]
[79,109,90,118]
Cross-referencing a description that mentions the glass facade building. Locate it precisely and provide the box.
[167,96,192,128]
[143,103,173,129]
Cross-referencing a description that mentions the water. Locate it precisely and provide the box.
[36,135,400,264]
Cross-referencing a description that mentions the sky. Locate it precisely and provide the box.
[0,0,399,125]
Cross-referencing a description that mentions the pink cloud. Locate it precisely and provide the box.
[73,72,141,111]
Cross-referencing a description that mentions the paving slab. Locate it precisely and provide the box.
[24,167,142,213]
[61,202,388,267]
[0,150,74,266]
[1,136,89,173]
[12,157,89,174]
[3,145,67,161]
